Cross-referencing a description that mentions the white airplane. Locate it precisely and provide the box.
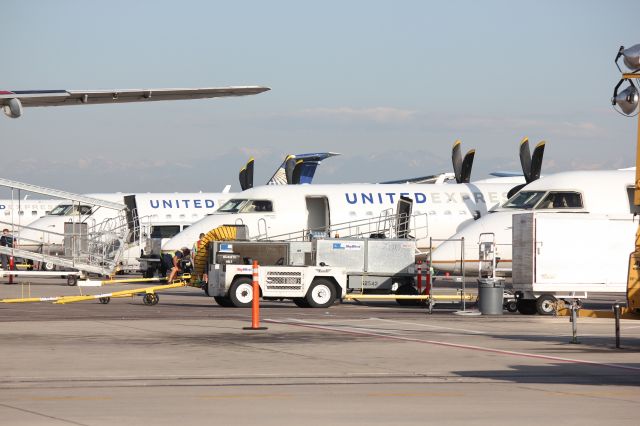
[16,153,338,269]
[430,169,636,276]
[162,141,530,253]
[162,180,520,253]
[0,86,269,118]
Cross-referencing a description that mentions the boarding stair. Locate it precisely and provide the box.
[0,178,129,277]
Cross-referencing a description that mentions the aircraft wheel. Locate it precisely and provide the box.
[305,279,336,308]
[213,296,235,307]
[536,295,557,315]
[504,300,518,313]
[143,293,159,306]
[516,299,537,315]
[229,277,254,308]
[67,275,78,286]
[98,297,111,304]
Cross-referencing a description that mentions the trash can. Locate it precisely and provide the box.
[477,278,505,315]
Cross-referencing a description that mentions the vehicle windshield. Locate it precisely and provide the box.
[217,199,273,214]
[48,204,92,216]
[502,191,546,209]
[217,199,248,213]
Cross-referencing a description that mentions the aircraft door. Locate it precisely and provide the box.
[305,197,330,237]
[396,196,413,238]
[124,195,140,243]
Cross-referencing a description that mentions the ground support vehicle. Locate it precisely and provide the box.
[206,237,419,308]
[512,212,633,315]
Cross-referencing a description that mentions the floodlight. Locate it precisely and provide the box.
[616,44,640,73]
[612,79,639,115]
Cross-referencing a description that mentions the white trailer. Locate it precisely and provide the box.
[512,212,634,315]
[207,238,417,308]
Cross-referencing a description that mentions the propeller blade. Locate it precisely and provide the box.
[460,149,475,183]
[245,158,254,190]
[507,183,527,199]
[292,160,304,184]
[239,167,247,191]
[285,156,296,184]
[530,141,545,182]
[519,137,532,183]
[452,140,463,183]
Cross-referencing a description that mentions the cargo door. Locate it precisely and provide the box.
[306,196,329,238]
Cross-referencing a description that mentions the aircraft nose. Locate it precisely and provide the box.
[430,240,460,273]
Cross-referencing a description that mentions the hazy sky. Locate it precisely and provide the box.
[2,0,640,195]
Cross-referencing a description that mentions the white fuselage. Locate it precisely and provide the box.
[18,192,233,254]
[162,181,518,252]
[0,199,62,228]
[430,169,636,275]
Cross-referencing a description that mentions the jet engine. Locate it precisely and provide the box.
[2,98,23,118]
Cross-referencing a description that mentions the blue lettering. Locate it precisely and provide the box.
[361,193,374,204]
[182,200,191,208]
[377,193,383,203]
[414,193,427,203]
[175,200,180,208]
[205,199,215,208]
[162,200,172,208]
[386,193,396,204]
[194,200,202,208]
[400,192,409,200]
[345,193,357,204]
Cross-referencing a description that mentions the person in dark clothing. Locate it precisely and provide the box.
[0,228,16,271]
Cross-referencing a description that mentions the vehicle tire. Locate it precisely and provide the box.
[305,279,336,308]
[516,299,537,315]
[504,300,518,313]
[293,297,310,308]
[143,293,159,306]
[98,297,110,304]
[67,275,78,286]
[229,277,254,308]
[396,284,419,306]
[143,268,155,279]
[213,296,235,307]
[536,294,557,316]
[41,262,56,272]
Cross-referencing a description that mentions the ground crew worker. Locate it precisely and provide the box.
[166,247,190,283]
[0,228,16,271]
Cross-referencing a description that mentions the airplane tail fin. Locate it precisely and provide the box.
[267,152,340,185]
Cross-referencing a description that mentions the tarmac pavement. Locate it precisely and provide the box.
[0,276,638,425]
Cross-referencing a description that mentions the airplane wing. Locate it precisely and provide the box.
[0,86,270,118]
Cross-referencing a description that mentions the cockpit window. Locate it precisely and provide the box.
[48,204,93,216]
[217,199,248,213]
[536,191,583,209]
[217,199,273,213]
[240,200,273,213]
[502,191,546,209]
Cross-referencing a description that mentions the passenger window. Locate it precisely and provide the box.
[537,191,583,209]
[32,211,38,216]
[78,206,92,215]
